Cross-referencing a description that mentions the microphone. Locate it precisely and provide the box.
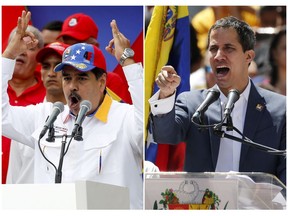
[39,102,64,139]
[71,100,92,137]
[192,88,220,122]
[224,89,240,116]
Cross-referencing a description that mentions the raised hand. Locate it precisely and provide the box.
[3,10,38,59]
[156,65,181,99]
[105,19,134,65]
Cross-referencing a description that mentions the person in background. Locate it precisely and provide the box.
[149,16,286,185]
[253,6,286,78]
[41,20,63,46]
[190,49,216,90]
[268,28,286,95]
[57,13,99,46]
[258,6,284,27]
[37,42,69,102]
[6,42,69,183]
[2,11,143,209]
[2,24,45,184]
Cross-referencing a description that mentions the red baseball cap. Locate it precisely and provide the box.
[36,42,69,63]
[57,13,98,41]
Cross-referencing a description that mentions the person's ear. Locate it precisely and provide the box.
[99,73,107,92]
[246,50,255,64]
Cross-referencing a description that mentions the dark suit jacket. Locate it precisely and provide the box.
[151,81,286,185]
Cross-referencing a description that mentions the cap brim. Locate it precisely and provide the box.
[54,61,96,72]
[57,31,89,41]
[36,48,62,63]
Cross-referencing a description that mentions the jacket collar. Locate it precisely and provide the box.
[94,93,112,123]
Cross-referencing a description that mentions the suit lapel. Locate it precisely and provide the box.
[240,82,266,168]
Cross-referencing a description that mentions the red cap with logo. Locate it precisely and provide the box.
[57,13,98,41]
[36,42,69,63]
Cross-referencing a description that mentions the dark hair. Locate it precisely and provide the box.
[269,28,286,85]
[42,20,63,31]
[91,67,106,80]
[208,16,256,52]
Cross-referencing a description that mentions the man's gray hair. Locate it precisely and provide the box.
[9,25,44,49]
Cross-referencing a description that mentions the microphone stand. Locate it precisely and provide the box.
[225,115,233,131]
[46,123,55,142]
[191,114,286,156]
[74,126,83,141]
[39,128,84,184]
[55,135,67,183]
[213,125,286,157]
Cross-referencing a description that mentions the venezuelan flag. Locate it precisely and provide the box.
[145,6,190,170]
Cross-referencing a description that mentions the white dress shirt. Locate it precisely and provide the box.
[215,82,250,171]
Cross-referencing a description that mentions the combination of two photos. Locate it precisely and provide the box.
[1,5,287,211]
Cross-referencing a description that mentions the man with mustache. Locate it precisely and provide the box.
[57,12,131,104]
[149,16,286,185]
[6,42,69,184]
[2,11,143,209]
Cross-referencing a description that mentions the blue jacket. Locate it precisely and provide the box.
[151,81,286,185]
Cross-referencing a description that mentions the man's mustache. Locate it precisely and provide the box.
[68,92,82,102]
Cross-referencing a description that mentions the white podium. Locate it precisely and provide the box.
[1,181,130,209]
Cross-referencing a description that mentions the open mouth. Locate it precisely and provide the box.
[69,92,81,108]
[216,66,230,76]
[16,59,25,64]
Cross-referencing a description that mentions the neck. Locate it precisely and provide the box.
[8,76,38,97]
[219,80,249,97]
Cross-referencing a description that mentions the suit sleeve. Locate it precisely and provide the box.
[150,92,194,144]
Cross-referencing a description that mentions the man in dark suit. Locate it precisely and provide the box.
[149,16,286,185]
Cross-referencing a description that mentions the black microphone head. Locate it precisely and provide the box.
[224,89,240,116]
[228,89,240,100]
[80,100,92,111]
[192,88,220,122]
[39,101,64,139]
[207,88,220,99]
[53,101,65,112]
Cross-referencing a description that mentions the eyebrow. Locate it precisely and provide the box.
[209,43,236,49]
[42,60,62,65]
[77,73,89,77]
[62,71,90,77]
[223,43,236,47]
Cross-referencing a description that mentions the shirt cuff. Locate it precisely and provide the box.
[149,90,176,115]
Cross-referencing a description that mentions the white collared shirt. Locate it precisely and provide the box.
[215,82,251,172]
